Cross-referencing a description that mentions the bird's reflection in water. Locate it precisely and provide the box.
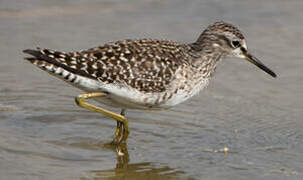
[81,143,191,180]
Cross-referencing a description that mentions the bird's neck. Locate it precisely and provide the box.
[188,41,225,78]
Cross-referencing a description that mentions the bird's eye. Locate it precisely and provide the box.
[231,40,240,48]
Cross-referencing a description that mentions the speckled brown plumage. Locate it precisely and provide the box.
[24,39,195,93]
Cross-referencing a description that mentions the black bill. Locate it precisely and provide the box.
[243,51,277,78]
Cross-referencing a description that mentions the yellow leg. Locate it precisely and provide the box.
[75,92,130,144]
[121,118,129,143]
[114,109,126,143]
[113,121,123,143]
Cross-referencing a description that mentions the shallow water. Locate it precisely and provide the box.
[1,0,303,179]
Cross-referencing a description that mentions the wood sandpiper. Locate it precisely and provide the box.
[23,21,277,145]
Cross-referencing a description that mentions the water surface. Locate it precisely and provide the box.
[1,0,303,179]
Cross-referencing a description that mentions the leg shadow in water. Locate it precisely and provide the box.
[81,143,192,180]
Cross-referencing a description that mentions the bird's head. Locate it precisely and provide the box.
[196,21,277,78]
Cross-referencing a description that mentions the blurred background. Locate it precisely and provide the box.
[1,0,303,179]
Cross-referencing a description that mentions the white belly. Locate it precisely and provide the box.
[71,74,209,110]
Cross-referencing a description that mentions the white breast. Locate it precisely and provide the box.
[161,78,209,108]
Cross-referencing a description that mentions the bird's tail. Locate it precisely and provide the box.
[23,48,96,86]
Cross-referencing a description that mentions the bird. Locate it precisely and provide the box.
[23,21,277,145]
